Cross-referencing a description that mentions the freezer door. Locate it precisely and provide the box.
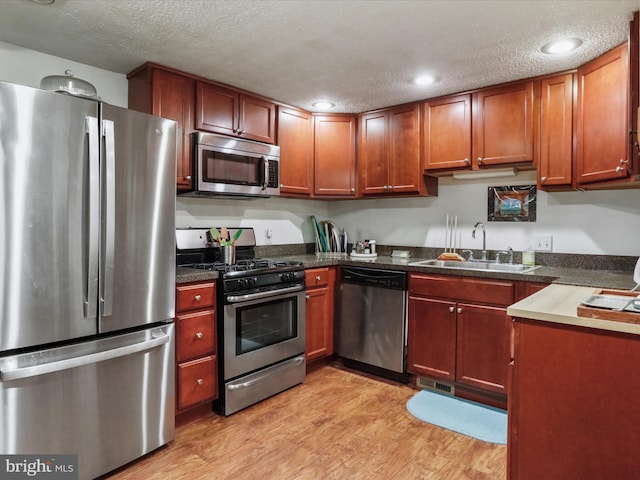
[99,104,177,332]
[0,81,100,351]
[0,324,175,480]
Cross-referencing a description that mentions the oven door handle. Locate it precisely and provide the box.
[226,284,304,303]
[227,356,305,391]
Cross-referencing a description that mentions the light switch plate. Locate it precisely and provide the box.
[534,234,552,252]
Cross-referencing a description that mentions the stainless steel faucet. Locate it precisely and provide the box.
[496,247,514,264]
[472,222,488,261]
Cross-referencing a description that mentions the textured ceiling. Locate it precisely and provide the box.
[0,0,639,113]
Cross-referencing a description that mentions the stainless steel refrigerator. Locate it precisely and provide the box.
[0,80,177,479]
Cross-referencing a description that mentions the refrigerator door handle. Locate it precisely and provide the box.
[101,119,116,317]
[0,332,170,382]
[85,116,100,318]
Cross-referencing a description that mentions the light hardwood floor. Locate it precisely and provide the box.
[105,366,506,480]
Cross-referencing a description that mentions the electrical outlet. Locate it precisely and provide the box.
[534,234,552,252]
[265,228,273,245]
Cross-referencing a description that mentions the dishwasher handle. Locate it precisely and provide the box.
[340,267,407,290]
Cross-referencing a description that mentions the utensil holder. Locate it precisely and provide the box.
[221,245,236,265]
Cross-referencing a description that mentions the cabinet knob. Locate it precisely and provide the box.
[351,188,355,193]
[449,306,455,313]
[540,176,547,183]
[237,129,245,135]
[457,307,462,314]
[196,378,204,385]
[477,157,483,164]
[184,175,192,181]
[305,294,310,299]
[316,275,321,281]
[620,159,629,164]
[195,332,203,339]
[616,166,624,173]
[464,158,469,164]
[194,294,202,301]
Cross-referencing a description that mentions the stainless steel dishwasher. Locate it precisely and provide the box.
[336,266,408,382]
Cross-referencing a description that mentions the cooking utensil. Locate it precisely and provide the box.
[40,70,98,99]
[232,229,243,243]
[221,227,229,242]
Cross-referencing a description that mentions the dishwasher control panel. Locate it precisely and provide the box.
[340,267,407,290]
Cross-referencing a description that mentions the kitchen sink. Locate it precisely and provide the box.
[408,259,541,273]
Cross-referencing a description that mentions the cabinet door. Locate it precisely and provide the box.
[177,356,217,410]
[473,81,535,167]
[305,268,335,362]
[314,115,357,196]
[150,70,194,190]
[239,95,275,143]
[423,94,472,170]
[277,106,314,196]
[539,73,574,189]
[456,303,510,394]
[576,43,630,185]
[359,111,389,195]
[389,104,422,193]
[407,296,456,381]
[176,310,216,363]
[195,81,238,136]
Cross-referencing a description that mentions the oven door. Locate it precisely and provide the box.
[223,288,306,380]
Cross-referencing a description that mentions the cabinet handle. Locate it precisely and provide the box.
[196,378,204,385]
[540,176,547,183]
[449,306,455,313]
[195,332,203,339]
[194,294,202,301]
[477,157,483,164]
[457,307,462,314]
[620,159,629,164]
[184,175,192,181]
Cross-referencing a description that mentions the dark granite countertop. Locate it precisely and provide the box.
[176,252,637,291]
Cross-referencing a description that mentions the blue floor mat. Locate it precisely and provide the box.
[406,389,507,444]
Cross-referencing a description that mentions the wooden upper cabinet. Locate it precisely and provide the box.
[472,81,536,167]
[389,104,424,193]
[313,114,357,197]
[359,111,388,195]
[195,81,275,144]
[127,65,195,190]
[576,43,631,186]
[277,106,314,196]
[423,94,472,171]
[539,73,575,189]
[359,104,434,196]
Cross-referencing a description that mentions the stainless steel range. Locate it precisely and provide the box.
[176,228,306,415]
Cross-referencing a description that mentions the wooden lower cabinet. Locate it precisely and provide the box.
[407,274,513,405]
[175,281,218,417]
[509,318,640,479]
[305,267,336,363]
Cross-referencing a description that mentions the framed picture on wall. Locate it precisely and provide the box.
[488,185,536,222]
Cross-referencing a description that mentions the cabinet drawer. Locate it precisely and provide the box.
[176,310,216,362]
[177,355,217,410]
[409,274,514,306]
[305,268,330,288]
[176,282,216,312]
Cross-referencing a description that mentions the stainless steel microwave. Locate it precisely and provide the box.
[183,132,280,198]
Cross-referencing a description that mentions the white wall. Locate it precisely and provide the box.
[2,42,639,256]
[0,41,127,107]
[329,171,640,256]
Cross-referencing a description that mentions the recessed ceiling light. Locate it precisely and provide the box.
[413,75,437,86]
[312,101,335,109]
[541,38,583,54]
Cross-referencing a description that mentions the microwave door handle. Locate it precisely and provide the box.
[262,155,269,190]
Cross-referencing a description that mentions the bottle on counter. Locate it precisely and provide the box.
[523,246,535,266]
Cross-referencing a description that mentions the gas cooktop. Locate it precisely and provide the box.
[182,258,303,276]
